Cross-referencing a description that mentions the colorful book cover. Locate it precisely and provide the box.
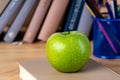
[0,0,24,35]
[38,0,69,41]
[63,0,84,31]
[23,0,52,43]
[4,0,36,43]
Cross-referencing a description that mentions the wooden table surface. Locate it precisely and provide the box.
[0,41,120,80]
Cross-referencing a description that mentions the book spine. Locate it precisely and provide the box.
[38,0,69,41]
[63,0,84,31]
[23,0,52,43]
[4,0,36,43]
[0,0,24,35]
[77,4,93,36]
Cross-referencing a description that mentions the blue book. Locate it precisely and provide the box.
[0,0,24,35]
[4,0,37,43]
[63,0,84,31]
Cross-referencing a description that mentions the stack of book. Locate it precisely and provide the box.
[0,0,94,43]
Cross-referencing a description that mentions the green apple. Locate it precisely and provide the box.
[46,31,91,73]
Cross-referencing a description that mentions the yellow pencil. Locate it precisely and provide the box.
[85,3,96,17]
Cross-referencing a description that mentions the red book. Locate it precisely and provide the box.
[23,0,52,43]
[38,0,69,41]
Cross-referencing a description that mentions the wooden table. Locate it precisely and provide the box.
[0,41,120,80]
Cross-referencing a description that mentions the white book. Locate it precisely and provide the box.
[77,3,93,37]
[18,58,120,80]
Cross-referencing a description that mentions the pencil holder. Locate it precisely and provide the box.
[92,17,120,59]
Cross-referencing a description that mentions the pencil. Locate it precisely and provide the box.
[105,0,114,19]
[85,0,103,18]
[85,1,118,54]
[113,0,118,18]
[85,4,96,17]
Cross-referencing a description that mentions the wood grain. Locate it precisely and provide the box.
[0,41,46,80]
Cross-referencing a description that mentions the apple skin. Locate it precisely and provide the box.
[46,31,91,73]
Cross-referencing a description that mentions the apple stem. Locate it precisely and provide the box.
[68,31,70,34]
